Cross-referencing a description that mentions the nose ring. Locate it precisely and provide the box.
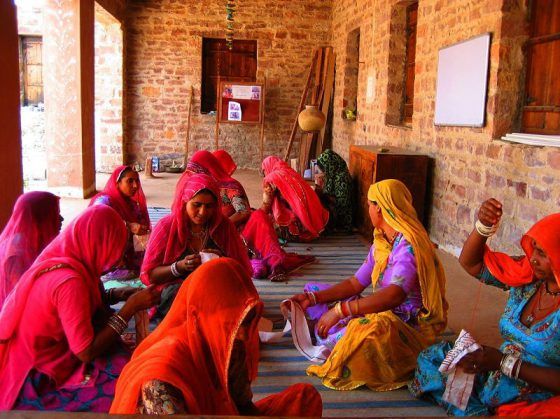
[531,258,538,265]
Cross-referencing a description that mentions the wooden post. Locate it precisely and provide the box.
[259,76,267,162]
[185,85,194,164]
[215,76,220,150]
[283,49,319,161]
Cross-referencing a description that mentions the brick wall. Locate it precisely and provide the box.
[124,0,333,169]
[330,0,560,255]
[95,3,123,173]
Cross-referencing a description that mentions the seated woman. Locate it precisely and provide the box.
[315,149,353,233]
[140,173,250,319]
[188,150,314,281]
[111,258,322,416]
[290,179,447,390]
[91,166,150,278]
[410,199,560,416]
[0,191,61,308]
[0,205,160,412]
[262,155,329,242]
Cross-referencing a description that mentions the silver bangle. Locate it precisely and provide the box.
[513,359,523,380]
[501,354,520,378]
[107,314,128,335]
[170,261,182,278]
[475,219,498,237]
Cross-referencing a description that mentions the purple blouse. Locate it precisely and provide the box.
[355,234,422,323]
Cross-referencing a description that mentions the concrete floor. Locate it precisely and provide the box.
[59,168,507,348]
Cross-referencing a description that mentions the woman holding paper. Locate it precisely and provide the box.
[290,179,447,391]
[140,173,251,320]
[410,199,560,416]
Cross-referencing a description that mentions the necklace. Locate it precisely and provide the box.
[544,281,560,296]
[190,227,208,239]
[383,230,399,245]
[525,282,560,326]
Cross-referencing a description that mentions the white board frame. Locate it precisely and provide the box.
[434,33,491,127]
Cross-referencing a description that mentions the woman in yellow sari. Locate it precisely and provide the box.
[291,179,447,390]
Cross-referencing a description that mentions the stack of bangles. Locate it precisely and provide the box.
[500,353,522,380]
[334,300,358,318]
[170,261,184,278]
[305,291,318,305]
[107,313,128,335]
[475,219,498,237]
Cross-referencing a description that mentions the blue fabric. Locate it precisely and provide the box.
[409,267,558,416]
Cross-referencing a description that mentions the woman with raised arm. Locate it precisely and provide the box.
[290,179,447,391]
[0,206,160,412]
[111,258,322,416]
[0,191,62,308]
[410,199,560,417]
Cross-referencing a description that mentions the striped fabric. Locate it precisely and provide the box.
[148,208,446,417]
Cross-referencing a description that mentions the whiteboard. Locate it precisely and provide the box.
[434,33,491,127]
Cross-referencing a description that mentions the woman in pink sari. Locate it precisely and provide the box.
[141,173,251,319]
[0,205,160,412]
[189,150,315,281]
[262,155,329,242]
[90,166,150,278]
[0,191,61,309]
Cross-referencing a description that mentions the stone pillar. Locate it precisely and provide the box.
[43,0,96,198]
[0,0,24,230]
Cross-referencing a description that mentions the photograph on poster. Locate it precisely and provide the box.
[228,101,242,121]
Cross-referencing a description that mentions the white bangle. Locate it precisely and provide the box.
[170,261,182,278]
[501,354,520,378]
[475,219,498,237]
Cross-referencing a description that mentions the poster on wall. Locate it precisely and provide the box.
[218,81,264,124]
[434,33,491,127]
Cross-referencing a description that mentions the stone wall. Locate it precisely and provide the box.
[124,0,333,169]
[94,3,123,173]
[330,0,560,255]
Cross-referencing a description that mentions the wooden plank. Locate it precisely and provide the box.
[184,85,194,164]
[259,76,267,162]
[283,49,318,161]
[317,48,335,154]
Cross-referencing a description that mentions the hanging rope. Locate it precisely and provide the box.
[225,0,236,50]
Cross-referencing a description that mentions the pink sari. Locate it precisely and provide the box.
[140,173,251,284]
[213,149,237,176]
[262,156,329,241]
[0,205,128,410]
[0,192,60,309]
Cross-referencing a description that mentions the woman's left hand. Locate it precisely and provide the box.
[111,286,140,302]
[457,346,502,374]
[316,308,341,339]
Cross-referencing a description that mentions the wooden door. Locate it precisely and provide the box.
[522,0,560,134]
[201,38,257,113]
[21,36,43,105]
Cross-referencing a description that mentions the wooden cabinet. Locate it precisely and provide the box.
[349,145,431,240]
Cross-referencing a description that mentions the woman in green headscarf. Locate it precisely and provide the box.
[315,149,353,232]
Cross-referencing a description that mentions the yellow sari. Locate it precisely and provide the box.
[307,179,447,391]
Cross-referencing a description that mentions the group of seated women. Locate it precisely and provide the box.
[0,148,558,416]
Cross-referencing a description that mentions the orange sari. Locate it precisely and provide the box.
[111,258,322,416]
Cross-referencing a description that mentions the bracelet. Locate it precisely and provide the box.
[305,291,317,306]
[107,288,115,304]
[500,353,520,378]
[513,359,523,380]
[107,313,129,335]
[344,301,352,317]
[340,301,349,317]
[475,219,498,237]
[334,302,344,318]
[170,261,183,278]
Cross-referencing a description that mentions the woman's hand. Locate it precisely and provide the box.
[111,286,139,302]
[290,293,314,310]
[457,346,502,374]
[128,222,150,235]
[477,199,503,227]
[124,285,161,314]
[316,308,341,339]
[179,254,202,272]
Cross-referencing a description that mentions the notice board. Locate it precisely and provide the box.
[434,33,491,127]
[217,81,264,124]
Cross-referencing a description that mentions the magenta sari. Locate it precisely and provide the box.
[0,192,60,309]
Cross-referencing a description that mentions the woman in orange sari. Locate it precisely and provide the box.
[111,258,322,416]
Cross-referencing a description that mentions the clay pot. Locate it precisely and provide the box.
[298,105,326,132]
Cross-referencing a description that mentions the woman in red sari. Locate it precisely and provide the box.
[189,150,315,281]
[0,205,160,412]
[262,155,329,242]
[0,191,61,308]
[111,257,322,416]
[141,173,250,318]
[90,166,150,277]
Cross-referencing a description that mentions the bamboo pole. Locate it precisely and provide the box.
[185,85,194,164]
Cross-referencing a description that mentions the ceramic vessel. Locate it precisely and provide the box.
[298,105,326,132]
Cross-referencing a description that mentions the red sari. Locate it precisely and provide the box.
[140,173,251,284]
[111,258,322,416]
[262,155,329,241]
[190,150,315,279]
[0,192,60,309]
[0,206,128,411]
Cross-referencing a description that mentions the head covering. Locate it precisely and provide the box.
[141,174,251,284]
[483,213,560,287]
[262,156,329,239]
[111,258,261,415]
[89,165,150,226]
[0,205,127,408]
[188,150,230,182]
[0,192,60,308]
[317,149,353,231]
[213,149,237,176]
[368,179,447,336]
